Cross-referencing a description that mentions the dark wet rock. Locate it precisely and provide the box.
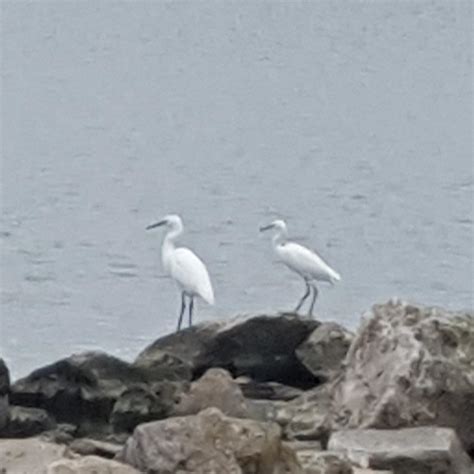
[117,407,295,473]
[0,359,10,433]
[2,405,55,437]
[10,351,189,437]
[330,300,474,455]
[132,349,192,382]
[110,381,184,433]
[175,368,250,418]
[296,322,353,382]
[70,437,123,459]
[0,359,9,395]
[328,427,474,474]
[137,313,320,387]
[136,320,225,370]
[237,376,304,401]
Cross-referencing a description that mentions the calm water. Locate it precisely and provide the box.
[1,1,472,378]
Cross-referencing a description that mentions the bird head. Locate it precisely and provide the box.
[259,219,288,233]
[146,214,183,231]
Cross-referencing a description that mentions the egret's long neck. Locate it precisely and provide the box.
[162,226,182,260]
[272,228,287,249]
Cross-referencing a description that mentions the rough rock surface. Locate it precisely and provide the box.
[296,322,353,382]
[175,368,250,418]
[48,455,140,474]
[330,301,474,454]
[132,349,192,382]
[110,381,184,432]
[10,351,187,436]
[276,384,332,442]
[283,441,356,474]
[136,313,320,387]
[0,359,10,432]
[0,438,69,474]
[328,427,474,474]
[40,423,78,444]
[294,450,353,474]
[117,407,293,474]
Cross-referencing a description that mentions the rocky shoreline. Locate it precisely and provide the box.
[1,300,473,473]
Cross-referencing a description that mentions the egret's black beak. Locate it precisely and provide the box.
[146,220,166,230]
[259,224,274,232]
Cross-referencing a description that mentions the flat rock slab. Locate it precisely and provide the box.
[353,469,393,474]
[48,455,140,474]
[69,438,123,458]
[328,427,474,474]
[286,446,352,474]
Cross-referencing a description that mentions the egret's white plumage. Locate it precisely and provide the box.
[260,219,340,315]
[147,214,214,331]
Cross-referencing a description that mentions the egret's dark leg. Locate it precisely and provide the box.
[294,280,311,313]
[308,285,319,317]
[177,292,186,332]
[188,296,194,328]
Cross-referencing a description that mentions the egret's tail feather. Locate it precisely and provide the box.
[330,270,341,284]
[202,286,215,305]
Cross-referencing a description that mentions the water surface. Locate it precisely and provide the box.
[1,1,472,378]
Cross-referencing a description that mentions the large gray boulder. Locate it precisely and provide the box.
[328,427,473,474]
[0,358,9,432]
[330,301,474,454]
[117,407,296,473]
[136,313,320,387]
[174,368,251,418]
[11,351,188,436]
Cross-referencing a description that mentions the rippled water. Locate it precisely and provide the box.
[1,1,472,378]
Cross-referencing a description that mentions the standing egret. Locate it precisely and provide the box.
[146,214,214,331]
[260,219,340,316]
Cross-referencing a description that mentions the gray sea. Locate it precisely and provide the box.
[1,1,472,378]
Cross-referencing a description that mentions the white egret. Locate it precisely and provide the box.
[260,219,340,316]
[146,214,214,331]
